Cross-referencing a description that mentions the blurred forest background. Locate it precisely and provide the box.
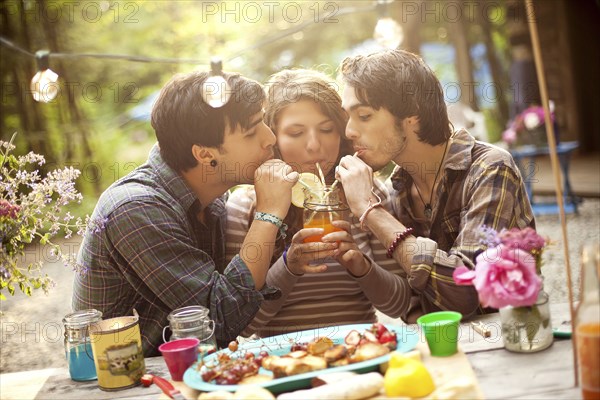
[1,0,599,222]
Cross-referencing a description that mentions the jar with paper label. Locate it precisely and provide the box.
[63,309,102,381]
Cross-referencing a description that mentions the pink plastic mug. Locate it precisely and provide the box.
[159,337,200,381]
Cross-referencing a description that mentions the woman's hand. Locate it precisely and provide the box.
[285,229,338,275]
[322,220,371,277]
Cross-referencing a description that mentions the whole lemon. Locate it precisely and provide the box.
[384,353,435,398]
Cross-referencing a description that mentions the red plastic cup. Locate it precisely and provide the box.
[159,338,200,381]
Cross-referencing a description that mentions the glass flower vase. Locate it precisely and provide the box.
[499,289,553,352]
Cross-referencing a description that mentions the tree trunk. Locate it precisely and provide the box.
[37,0,101,194]
[446,1,479,111]
[478,8,509,124]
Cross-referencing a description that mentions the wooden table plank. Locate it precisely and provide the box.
[469,339,576,399]
[0,302,578,399]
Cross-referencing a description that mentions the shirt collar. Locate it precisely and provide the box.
[148,143,199,213]
[391,129,475,192]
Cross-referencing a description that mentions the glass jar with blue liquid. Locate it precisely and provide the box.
[63,309,102,381]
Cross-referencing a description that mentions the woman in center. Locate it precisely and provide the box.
[226,69,410,337]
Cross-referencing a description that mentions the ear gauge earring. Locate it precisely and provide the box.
[210,160,217,167]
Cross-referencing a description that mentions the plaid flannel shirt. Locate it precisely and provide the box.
[72,144,278,356]
[387,129,535,322]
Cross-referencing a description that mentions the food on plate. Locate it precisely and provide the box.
[199,324,397,385]
[384,352,435,398]
[323,345,348,363]
[199,350,268,385]
[261,354,327,378]
[306,336,334,355]
[350,342,390,363]
[344,322,398,350]
[277,371,384,400]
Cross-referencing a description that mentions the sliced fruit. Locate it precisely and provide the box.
[378,330,397,344]
[363,330,379,343]
[344,330,362,346]
[140,374,154,387]
[372,322,389,339]
[291,172,323,208]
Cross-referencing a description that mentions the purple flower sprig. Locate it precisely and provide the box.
[1,135,103,300]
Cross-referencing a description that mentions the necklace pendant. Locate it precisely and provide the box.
[424,205,432,219]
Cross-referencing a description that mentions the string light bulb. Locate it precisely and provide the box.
[201,58,231,108]
[30,50,59,103]
[373,0,403,49]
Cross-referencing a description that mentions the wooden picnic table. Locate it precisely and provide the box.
[0,302,581,399]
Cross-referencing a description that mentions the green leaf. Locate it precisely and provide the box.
[40,233,50,245]
[0,292,6,301]
[7,284,15,296]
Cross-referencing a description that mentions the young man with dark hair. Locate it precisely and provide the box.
[336,50,535,322]
[73,71,303,355]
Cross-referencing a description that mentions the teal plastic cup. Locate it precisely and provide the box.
[417,311,462,357]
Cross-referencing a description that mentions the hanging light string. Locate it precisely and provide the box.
[1,37,206,65]
[1,1,399,103]
[0,3,381,67]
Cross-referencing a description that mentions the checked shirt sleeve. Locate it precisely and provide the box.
[406,162,535,321]
[105,199,267,343]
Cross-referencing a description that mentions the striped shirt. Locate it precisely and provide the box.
[388,129,536,322]
[72,144,277,356]
[226,180,411,337]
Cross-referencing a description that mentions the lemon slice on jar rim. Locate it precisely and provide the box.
[291,172,323,208]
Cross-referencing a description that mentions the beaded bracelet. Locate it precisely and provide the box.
[386,227,414,258]
[254,211,288,239]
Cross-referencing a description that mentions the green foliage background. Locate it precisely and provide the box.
[1,0,512,216]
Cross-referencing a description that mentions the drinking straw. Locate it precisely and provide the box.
[315,162,327,186]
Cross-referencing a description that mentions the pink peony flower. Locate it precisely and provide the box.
[453,244,542,308]
[502,127,517,145]
[497,227,546,253]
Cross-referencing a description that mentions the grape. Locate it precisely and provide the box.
[244,351,254,360]
[259,350,269,358]
[201,369,217,382]
[228,341,238,352]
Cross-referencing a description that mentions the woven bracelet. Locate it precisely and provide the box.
[254,211,288,239]
[386,227,414,258]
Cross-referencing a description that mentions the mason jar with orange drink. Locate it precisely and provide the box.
[302,185,349,243]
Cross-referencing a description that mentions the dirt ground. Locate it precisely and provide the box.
[1,198,598,374]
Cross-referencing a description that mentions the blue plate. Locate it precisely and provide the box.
[183,323,419,394]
